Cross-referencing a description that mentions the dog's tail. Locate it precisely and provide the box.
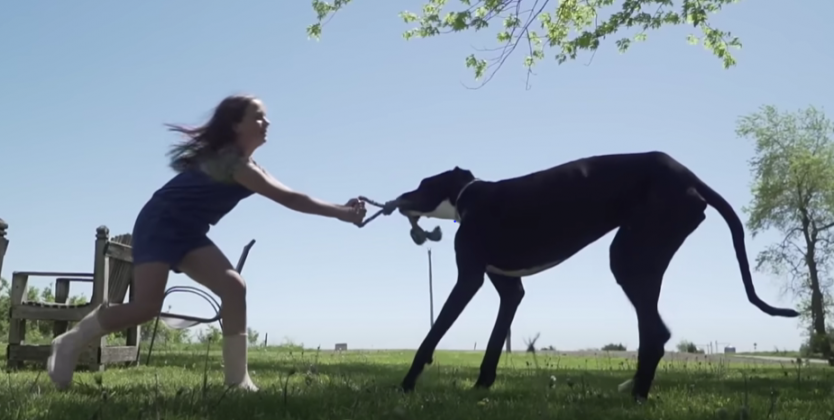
[695,178,800,317]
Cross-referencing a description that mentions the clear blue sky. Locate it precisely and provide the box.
[1,0,832,353]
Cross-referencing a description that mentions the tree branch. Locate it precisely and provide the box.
[815,221,834,234]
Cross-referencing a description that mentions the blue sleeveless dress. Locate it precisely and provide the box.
[131,147,255,272]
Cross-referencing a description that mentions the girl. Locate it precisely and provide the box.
[48,94,367,391]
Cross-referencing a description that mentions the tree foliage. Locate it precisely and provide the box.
[136,304,192,346]
[675,339,702,354]
[197,324,223,344]
[308,0,742,86]
[601,342,627,351]
[736,105,834,359]
[247,327,261,346]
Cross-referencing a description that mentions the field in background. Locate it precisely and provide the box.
[2,345,833,419]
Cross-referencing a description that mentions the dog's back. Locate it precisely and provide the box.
[457,152,689,268]
[455,153,658,267]
[478,152,659,219]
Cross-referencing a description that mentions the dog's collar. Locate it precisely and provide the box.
[454,178,480,223]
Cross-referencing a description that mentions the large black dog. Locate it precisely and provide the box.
[388,151,799,402]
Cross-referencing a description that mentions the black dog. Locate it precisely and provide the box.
[389,151,799,402]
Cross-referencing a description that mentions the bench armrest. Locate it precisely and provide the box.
[10,272,94,306]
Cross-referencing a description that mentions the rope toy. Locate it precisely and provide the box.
[357,196,443,245]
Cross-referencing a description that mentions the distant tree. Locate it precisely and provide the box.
[198,325,223,344]
[602,343,627,351]
[247,327,260,346]
[308,0,742,86]
[676,339,700,354]
[135,306,191,346]
[736,105,834,363]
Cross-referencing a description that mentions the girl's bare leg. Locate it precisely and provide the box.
[47,262,169,389]
[177,245,255,390]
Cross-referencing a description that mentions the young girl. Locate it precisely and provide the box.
[47,94,367,391]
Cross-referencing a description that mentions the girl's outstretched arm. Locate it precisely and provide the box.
[233,160,364,223]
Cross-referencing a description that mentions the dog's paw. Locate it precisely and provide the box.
[400,382,417,394]
[473,378,495,390]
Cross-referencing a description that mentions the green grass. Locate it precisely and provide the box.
[735,351,807,359]
[3,345,834,419]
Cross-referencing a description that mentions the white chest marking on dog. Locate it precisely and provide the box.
[486,260,563,277]
[403,199,458,220]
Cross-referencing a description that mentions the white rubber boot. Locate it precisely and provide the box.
[47,305,106,390]
[223,334,259,391]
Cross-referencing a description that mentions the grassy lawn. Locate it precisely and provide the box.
[735,351,807,359]
[2,345,834,419]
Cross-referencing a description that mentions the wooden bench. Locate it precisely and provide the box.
[6,226,139,371]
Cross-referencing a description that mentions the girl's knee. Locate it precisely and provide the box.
[219,271,247,303]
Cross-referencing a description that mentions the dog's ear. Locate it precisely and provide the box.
[452,166,473,178]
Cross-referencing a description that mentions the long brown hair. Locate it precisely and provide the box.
[166,94,257,172]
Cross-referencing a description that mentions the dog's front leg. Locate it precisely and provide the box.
[474,273,525,389]
[400,260,485,393]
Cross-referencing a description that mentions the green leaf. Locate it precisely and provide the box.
[465,54,488,80]
[400,11,420,23]
[309,0,743,84]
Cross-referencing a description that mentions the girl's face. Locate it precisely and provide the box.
[234,99,270,154]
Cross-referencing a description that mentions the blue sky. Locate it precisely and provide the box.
[1,0,832,353]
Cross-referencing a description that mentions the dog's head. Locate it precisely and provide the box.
[394,166,475,223]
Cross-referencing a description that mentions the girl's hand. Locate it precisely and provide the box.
[339,198,367,225]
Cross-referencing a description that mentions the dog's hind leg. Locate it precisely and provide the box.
[609,189,706,402]
[474,273,525,389]
[400,259,486,392]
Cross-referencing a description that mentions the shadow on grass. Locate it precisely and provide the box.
[5,349,834,420]
[142,349,834,394]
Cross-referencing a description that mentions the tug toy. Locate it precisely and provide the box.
[357,196,442,245]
